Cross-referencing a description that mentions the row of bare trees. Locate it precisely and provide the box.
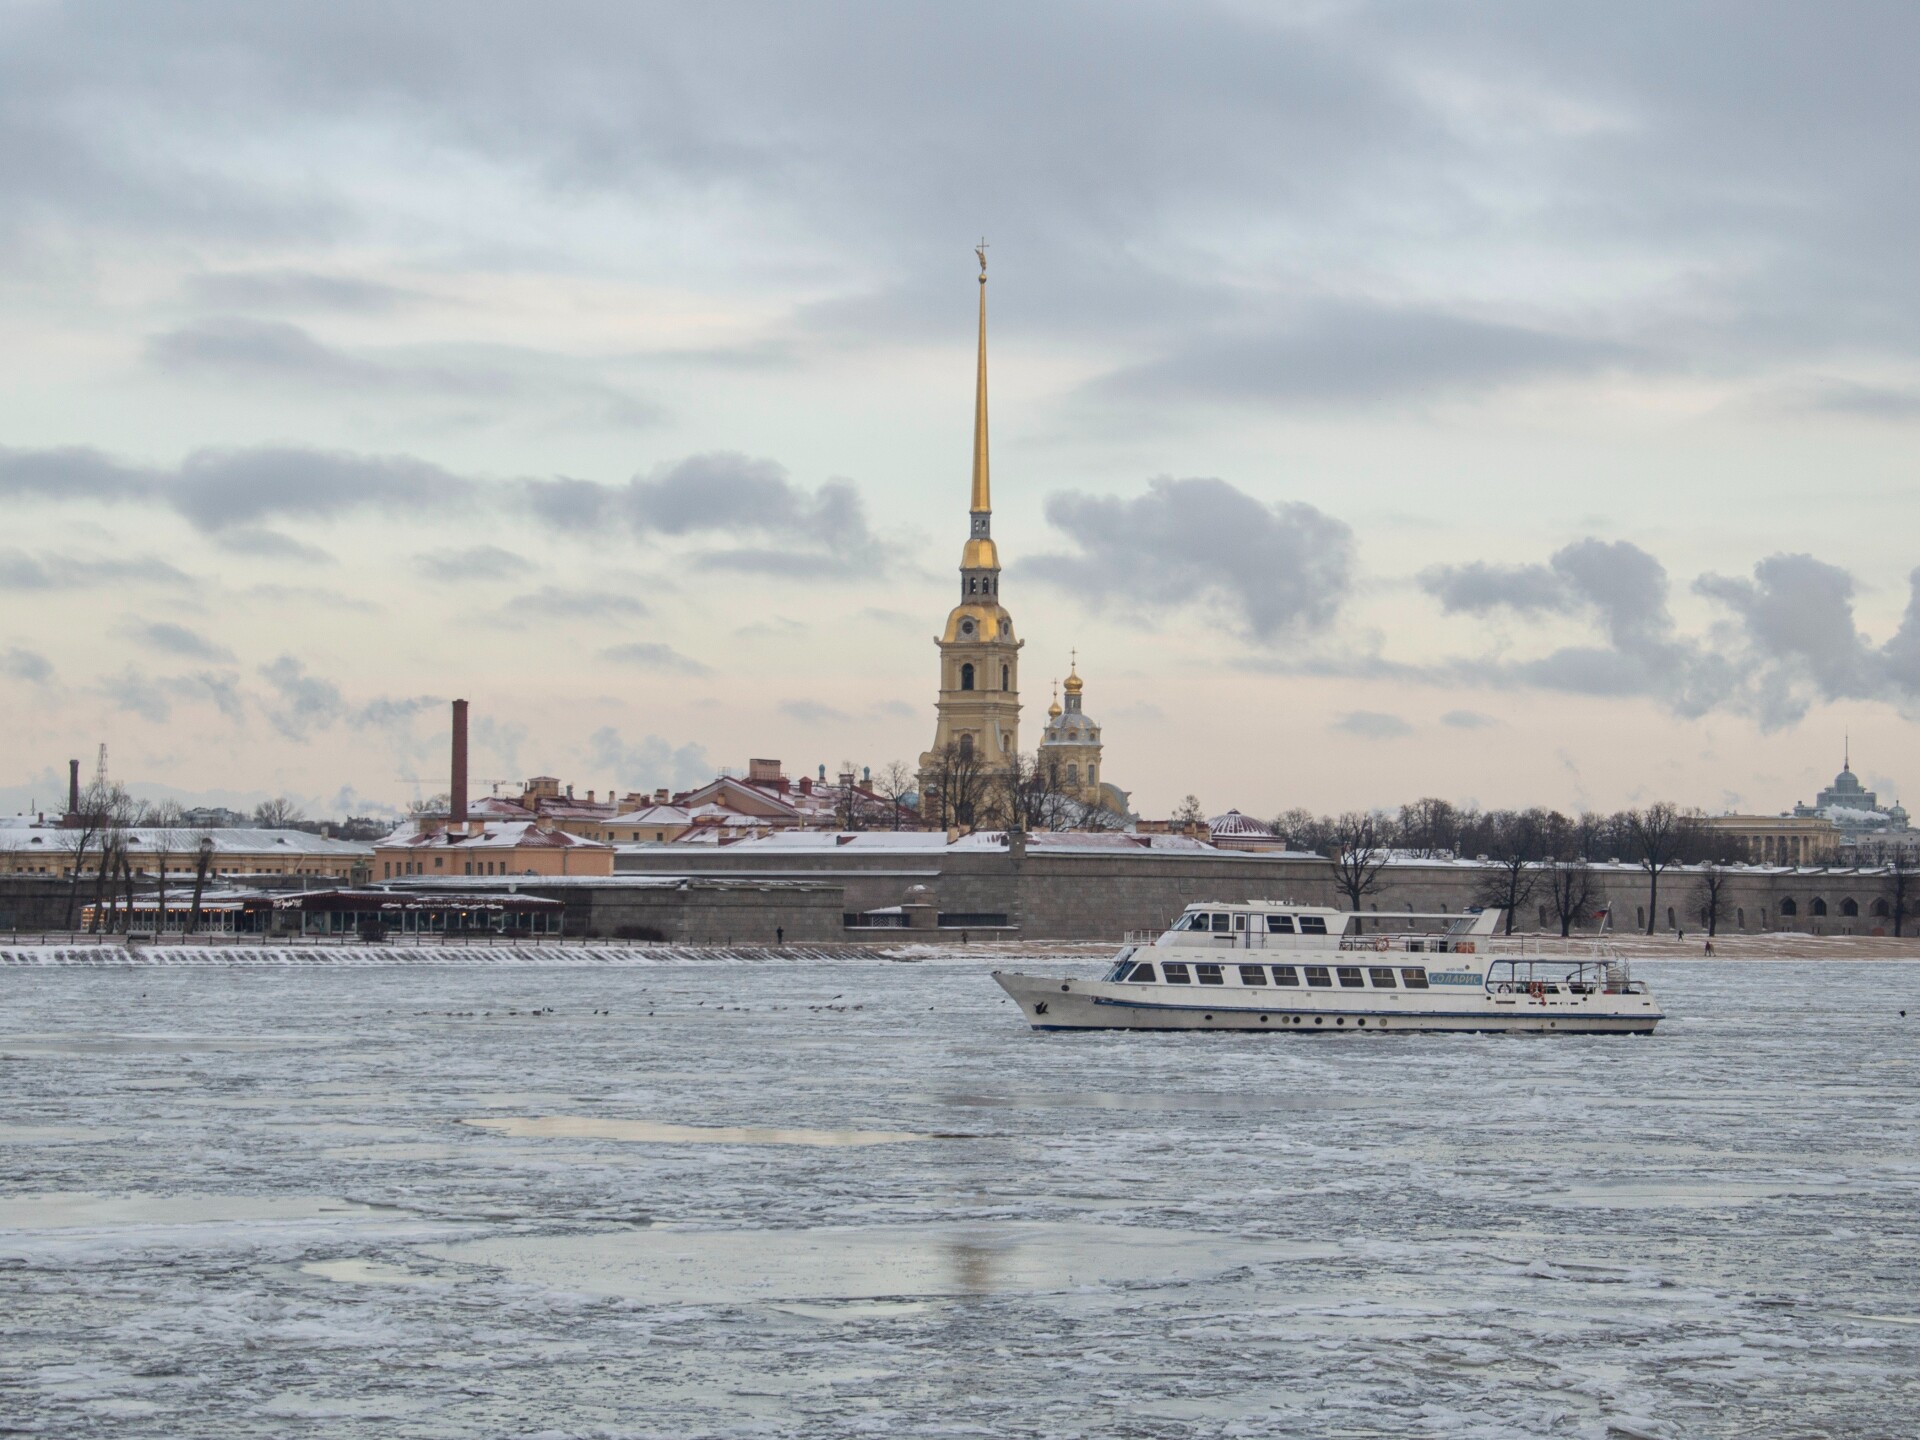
[53,781,220,935]
[1271,800,1735,937]
[914,743,1127,833]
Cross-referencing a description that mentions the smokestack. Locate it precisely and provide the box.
[68,759,79,815]
[451,699,469,824]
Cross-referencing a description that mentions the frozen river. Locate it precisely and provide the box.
[3,956,1917,1437]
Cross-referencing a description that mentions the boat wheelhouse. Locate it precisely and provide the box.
[993,900,1662,1035]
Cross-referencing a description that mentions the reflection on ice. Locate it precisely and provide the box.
[461,1115,924,1146]
[0,1193,402,1230]
[427,1222,1336,1305]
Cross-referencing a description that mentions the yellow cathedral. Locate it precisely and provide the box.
[918,245,1023,806]
[917,247,1128,828]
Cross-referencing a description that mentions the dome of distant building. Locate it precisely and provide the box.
[1208,809,1273,839]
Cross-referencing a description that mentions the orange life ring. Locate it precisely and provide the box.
[1528,980,1545,1002]
[1374,937,1389,952]
[1458,942,1475,955]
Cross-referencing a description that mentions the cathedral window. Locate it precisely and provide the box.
[968,578,977,593]
[1067,764,1077,784]
[959,734,973,757]
[1001,664,1009,690]
[960,663,974,691]
[1089,765,1096,783]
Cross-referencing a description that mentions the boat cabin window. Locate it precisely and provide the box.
[1195,963,1225,985]
[1298,916,1328,935]
[1266,915,1296,934]
[1238,964,1267,986]
[1401,967,1429,989]
[1304,965,1332,987]
[1233,913,1247,931]
[1336,966,1365,988]
[1162,962,1192,984]
[1368,967,1396,988]
[1124,961,1156,982]
[1210,913,1231,933]
[1271,965,1300,986]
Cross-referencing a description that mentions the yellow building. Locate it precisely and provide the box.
[1703,814,1840,865]
[919,246,1022,817]
[373,819,614,879]
[0,822,370,881]
[1037,661,1128,815]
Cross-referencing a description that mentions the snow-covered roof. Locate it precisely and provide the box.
[2,824,371,857]
[376,821,609,852]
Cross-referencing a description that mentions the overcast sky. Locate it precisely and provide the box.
[5,1,1920,820]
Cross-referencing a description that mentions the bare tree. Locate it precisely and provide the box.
[407,792,450,819]
[871,761,918,831]
[1691,862,1732,937]
[996,751,1077,833]
[1625,803,1706,934]
[1171,794,1206,830]
[1271,808,1328,855]
[186,833,216,936]
[253,796,305,828]
[1472,809,1547,933]
[1396,797,1461,857]
[924,740,991,831]
[1324,810,1391,912]
[1885,857,1918,938]
[145,800,187,936]
[1545,860,1597,937]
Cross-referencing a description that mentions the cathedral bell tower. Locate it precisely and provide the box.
[919,243,1022,820]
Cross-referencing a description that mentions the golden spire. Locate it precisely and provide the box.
[971,237,990,515]
[1048,681,1062,719]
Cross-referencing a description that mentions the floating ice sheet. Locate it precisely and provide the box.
[426,1221,1336,1305]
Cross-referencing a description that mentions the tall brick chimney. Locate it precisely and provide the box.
[68,759,79,815]
[451,699,469,824]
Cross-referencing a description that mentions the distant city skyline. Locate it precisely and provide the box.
[6,5,1920,818]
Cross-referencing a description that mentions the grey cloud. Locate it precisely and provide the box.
[598,642,708,675]
[146,319,665,428]
[352,696,442,732]
[149,317,381,387]
[418,545,532,581]
[522,453,890,577]
[2,647,53,683]
[1095,303,1640,409]
[172,446,472,532]
[0,445,156,504]
[870,699,917,720]
[1024,477,1354,642]
[1438,537,1920,729]
[505,587,648,622]
[584,727,713,792]
[183,269,423,313]
[97,666,242,725]
[212,527,334,563]
[128,621,234,662]
[1420,561,1572,616]
[1776,379,1920,421]
[1441,709,1498,729]
[1333,710,1413,740]
[0,549,195,591]
[780,700,850,725]
[10,5,1920,408]
[258,655,346,740]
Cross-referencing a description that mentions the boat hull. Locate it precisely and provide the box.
[992,971,1663,1035]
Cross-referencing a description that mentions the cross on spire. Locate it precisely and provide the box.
[976,236,989,277]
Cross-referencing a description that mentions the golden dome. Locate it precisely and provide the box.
[1063,661,1084,694]
[940,602,1018,645]
[1047,682,1062,718]
[961,536,999,571]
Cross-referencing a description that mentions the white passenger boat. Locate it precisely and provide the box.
[993,901,1663,1035]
